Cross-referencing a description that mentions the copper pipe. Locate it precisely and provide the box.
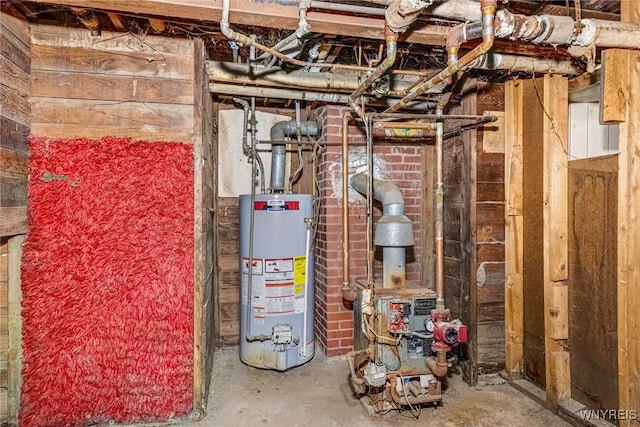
[374,122,439,130]
[349,25,399,103]
[435,105,444,306]
[341,112,357,302]
[426,350,449,377]
[384,0,497,113]
[389,376,443,405]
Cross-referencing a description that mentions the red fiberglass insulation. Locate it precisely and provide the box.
[21,137,194,426]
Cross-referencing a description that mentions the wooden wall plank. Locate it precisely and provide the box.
[31,70,194,104]
[0,10,29,247]
[1,14,30,47]
[0,117,28,153]
[30,24,194,56]
[30,98,193,129]
[32,44,193,80]
[0,208,27,238]
[522,78,546,390]
[0,84,29,127]
[0,148,27,176]
[568,155,618,413]
[0,53,30,96]
[29,124,193,143]
[0,23,31,74]
[504,79,524,379]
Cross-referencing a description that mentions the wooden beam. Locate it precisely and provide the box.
[611,4,640,424]
[148,18,165,33]
[7,234,24,426]
[504,80,524,379]
[192,37,205,419]
[541,74,570,408]
[106,12,125,30]
[34,0,450,46]
[604,49,640,427]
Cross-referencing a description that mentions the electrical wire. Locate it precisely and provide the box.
[397,372,421,419]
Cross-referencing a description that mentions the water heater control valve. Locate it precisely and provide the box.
[272,324,293,345]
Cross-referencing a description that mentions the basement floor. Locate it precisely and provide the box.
[182,347,569,427]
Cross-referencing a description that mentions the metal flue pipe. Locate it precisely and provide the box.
[270,120,318,192]
[385,0,497,113]
[351,173,414,289]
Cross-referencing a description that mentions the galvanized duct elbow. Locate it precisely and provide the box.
[270,120,318,192]
[351,173,414,289]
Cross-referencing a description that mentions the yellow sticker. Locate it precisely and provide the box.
[294,256,306,294]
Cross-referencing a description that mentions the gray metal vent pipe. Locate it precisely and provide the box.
[270,120,318,192]
[351,173,414,289]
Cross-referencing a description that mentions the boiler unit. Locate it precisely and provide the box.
[239,193,315,371]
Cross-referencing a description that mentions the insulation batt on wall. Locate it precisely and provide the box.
[20,137,194,426]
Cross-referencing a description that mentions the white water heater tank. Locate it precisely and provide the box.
[239,193,315,370]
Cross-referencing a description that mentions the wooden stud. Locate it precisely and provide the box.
[541,74,570,407]
[106,12,125,31]
[504,80,524,379]
[148,18,165,33]
[7,234,24,425]
[192,37,205,418]
[605,48,640,427]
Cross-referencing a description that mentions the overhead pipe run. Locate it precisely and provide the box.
[494,9,640,50]
[385,0,497,113]
[348,0,434,117]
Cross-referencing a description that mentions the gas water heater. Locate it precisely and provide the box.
[239,194,315,371]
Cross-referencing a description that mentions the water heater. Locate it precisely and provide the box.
[239,193,315,370]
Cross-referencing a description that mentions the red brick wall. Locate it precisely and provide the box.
[313,105,425,356]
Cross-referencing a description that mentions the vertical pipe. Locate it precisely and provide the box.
[302,217,312,356]
[341,112,356,301]
[435,104,444,306]
[366,119,374,287]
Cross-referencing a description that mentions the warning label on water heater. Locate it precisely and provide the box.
[243,256,308,319]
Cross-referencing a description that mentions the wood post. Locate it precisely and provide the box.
[7,235,24,425]
[504,80,524,379]
[602,48,640,426]
[510,76,570,407]
[540,75,570,408]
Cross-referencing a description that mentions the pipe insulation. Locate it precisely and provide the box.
[494,9,640,49]
[270,120,319,191]
[350,173,414,289]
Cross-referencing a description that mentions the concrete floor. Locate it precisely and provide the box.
[182,347,569,427]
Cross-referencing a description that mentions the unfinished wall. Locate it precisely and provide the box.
[30,25,194,141]
[441,83,506,383]
[475,84,506,373]
[567,155,618,412]
[0,10,30,424]
[314,105,424,356]
[27,24,214,415]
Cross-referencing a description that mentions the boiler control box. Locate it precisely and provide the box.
[375,294,437,374]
